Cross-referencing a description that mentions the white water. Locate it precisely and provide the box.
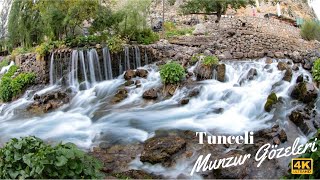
[0,59,312,150]
[0,61,14,75]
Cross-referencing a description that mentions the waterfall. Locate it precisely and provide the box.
[49,53,55,85]
[88,49,97,85]
[69,50,79,89]
[119,54,123,75]
[212,68,218,80]
[134,46,141,68]
[124,46,130,70]
[91,49,103,82]
[79,50,89,89]
[144,49,149,65]
[102,47,113,80]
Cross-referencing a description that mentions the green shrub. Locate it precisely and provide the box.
[34,41,65,60]
[0,66,36,102]
[160,61,185,84]
[11,47,32,60]
[136,29,159,45]
[0,136,104,179]
[164,22,194,38]
[264,92,278,112]
[285,129,320,179]
[300,20,320,41]
[0,58,9,69]
[312,58,320,82]
[106,35,126,53]
[203,55,219,66]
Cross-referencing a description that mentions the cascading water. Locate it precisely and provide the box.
[135,46,141,68]
[69,50,79,89]
[0,61,15,75]
[0,58,313,147]
[144,49,149,65]
[79,50,89,89]
[102,47,113,80]
[124,46,130,70]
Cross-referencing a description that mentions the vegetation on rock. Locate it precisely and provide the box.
[264,92,278,112]
[0,65,35,102]
[0,57,9,69]
[203,55,219,66]
[300,20,320,41]
[164,22,194,38]
[312,58,320,82]
[160,61,186,84]
[0,136,103,179]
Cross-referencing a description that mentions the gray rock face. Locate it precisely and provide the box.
[291,82,318,104]
[192,23,206,36]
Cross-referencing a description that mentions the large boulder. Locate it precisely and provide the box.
[277,62,288,71]
[111,88,128,103]
[140,136,186,164]
[194,63,213,80]
[192,23,206,36]
[290,82,318,103]
[217,64,226,82]
[28,91,70,113]
[142,88,158,99]
[282,69,292,82]
[124,70,136,80]
[135,69,148,78]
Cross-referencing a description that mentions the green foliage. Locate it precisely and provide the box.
[168,0,176,6]
[285,129,320,179]
[106,35,126,53]
[11,47,32,60]
[35,41,65,60]
[203,55,219,66]
[160,61,186,84]
[0,58,9,69]
[312,58,320,82]
[136,29,160,45]
[180,0,255,22]
[0,65,35,102]
[300,20,320,41]
[164,22,194,38]
[191,53,204,65]
[0,136,104,179]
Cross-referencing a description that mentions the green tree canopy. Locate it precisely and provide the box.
[180,0,255,22]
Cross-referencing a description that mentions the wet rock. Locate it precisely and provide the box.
[292,64,299,71]
[291,51,301,63]
[180,98,189,105]
[218,51,232,60]
[296,74,304,83]
[273,136,281,145]
[164,85,177,96]
[303,62,312,70]
[28,91,70,113]
[188,88,201,97]
[140,136,186,164]
[277,62,288,71]
[136,69,148,78]
[124,70,136,80]
[265,57,273,64]
[290,82,318,103]
[233,52,244,59]
[112,170,160,179]
[135,80,141,88]
[279,129,287,143]
[247,68,258,80]
[143,88,158,99]
[124,80,134,86]
[282,69,292,82]
[289,110,315,135]
[264,92,278,112]
[194,63,213,80]
[111,88,128,103]
[217,64,226,82]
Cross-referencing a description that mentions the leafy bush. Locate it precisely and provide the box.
[0,58,9,69]
[0,65,36,102]
[0,136,104,179]
[203,55,219,66]
[285,129,320,179]
[160,61,185,84]
[164,21,194,38]
[300,20,320,41]
[191,53,204,65]
[106,35,126,53]
[11,47,32,60]
[136,29,159,45]
[35,41,65,60]
[312,58,320,82]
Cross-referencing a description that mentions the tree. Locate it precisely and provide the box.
[180,0,255,23]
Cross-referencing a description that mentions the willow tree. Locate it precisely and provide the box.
[180,0,255,23]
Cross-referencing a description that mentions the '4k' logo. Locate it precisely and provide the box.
[291,158,313,175]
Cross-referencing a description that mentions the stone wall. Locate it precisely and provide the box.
[15,54,49,84]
